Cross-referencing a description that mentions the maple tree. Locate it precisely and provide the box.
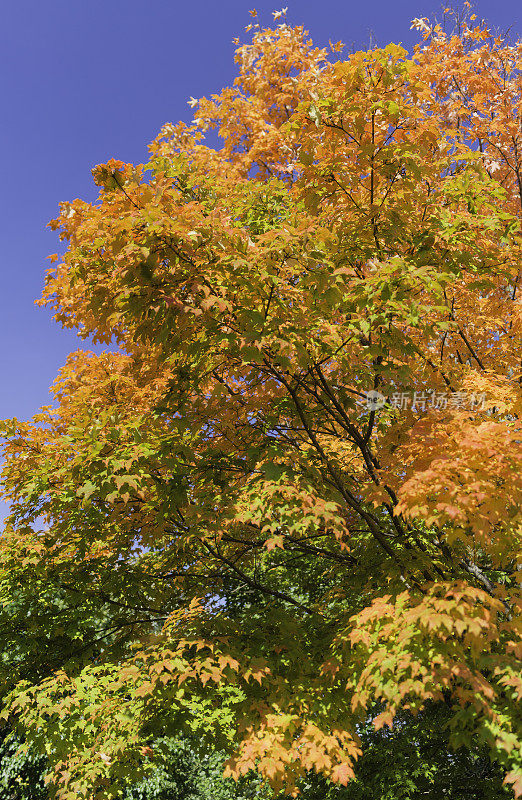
[0,7,521,799]
[0,704,510,800]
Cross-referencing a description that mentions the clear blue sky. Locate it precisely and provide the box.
[1,0,520,426]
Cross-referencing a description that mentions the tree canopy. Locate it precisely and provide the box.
[0,8,521,800]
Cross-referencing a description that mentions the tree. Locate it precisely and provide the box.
[300,702,512,800]
[0,7,521,799]
[0,725,47,800]
[0,705,511,800]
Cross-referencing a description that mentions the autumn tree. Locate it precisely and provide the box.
[0,8,521,799]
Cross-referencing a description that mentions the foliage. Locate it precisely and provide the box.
[121,737,268,800]
[0,730,267,800]
[0,708,510,800]
[301,702,512,800]
[0,726,47,800]
[0,6,521,800]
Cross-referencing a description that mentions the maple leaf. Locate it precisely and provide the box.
[331,762,354,785]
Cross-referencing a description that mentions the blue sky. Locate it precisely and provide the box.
[1,0,520,424]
